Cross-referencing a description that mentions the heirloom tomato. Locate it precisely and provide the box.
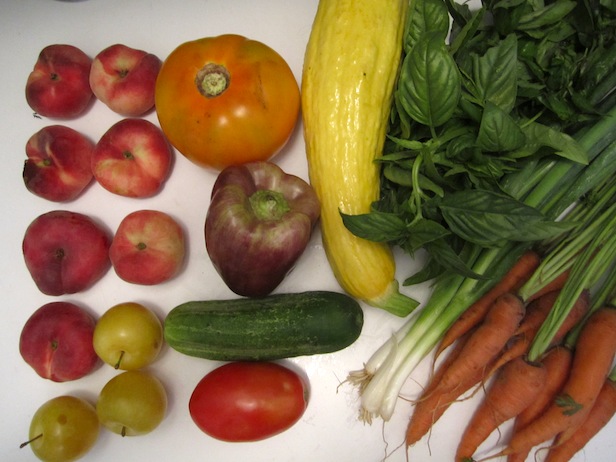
[189,361,308,442]
[155,34,300,170]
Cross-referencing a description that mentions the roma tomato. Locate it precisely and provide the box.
[155,34,300,170]
[189,361,308,442]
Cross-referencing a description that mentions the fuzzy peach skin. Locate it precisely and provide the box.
[110,210,185,285]
[26,44,94,118]
[23,125,94,202]
[22,210,111,296]
[89,44,161,116]
[91,118,173,198]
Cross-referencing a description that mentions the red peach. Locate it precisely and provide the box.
[91,118,172,198]
[22,210,111,296]
[25,44,94,119]
[19,301,99,382]
[23,125,94,202]
[110,210,185,285]
[89,44,161,116]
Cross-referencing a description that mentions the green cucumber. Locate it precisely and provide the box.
[164,291,364,361]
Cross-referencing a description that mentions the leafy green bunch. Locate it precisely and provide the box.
[343,0,616,284]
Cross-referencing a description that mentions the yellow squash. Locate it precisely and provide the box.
[302,0,416,316]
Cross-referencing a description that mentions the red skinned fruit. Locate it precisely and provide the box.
[25,44,94,119]
[23,125,94,202]
[91,118,172,198]
[189,361,308,442]
[110,210,185,285]
[22,210,111,295]
[19,301,99,382]
[89,44,161,117]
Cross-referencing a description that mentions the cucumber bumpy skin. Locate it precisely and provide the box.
[164,291,364,361]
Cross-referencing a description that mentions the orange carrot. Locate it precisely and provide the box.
[494,307,616,458]
[524,267,571,302]
[432,293,525,395]
[506,346,573,462]
[424,329,474,398]
[487,291,589,378]
[406,361,489,447]
[434,251,540,359]
[407,330,484,447]
[455,356,548,462]
[521,289,589,342]
[545,378,616,462]
[514,290,561,337]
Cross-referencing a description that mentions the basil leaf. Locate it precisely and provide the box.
[602,0,616,14]
[403,262,444,286]
[383,163,414,187]
[425,238,489,279]
[509,122,589,163]
[439,190,576,246]
[491,0,529,36]
[386,135,425,151]
[404,219,451,250]
[518,1,577,30]
[449,7,485,56]
[340,211,406,243]
[472,33,518,112]
[476,102,526,152]
[398,32,462,128]
[404,0,450,53]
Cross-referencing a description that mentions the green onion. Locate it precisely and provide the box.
[351,105,616,422]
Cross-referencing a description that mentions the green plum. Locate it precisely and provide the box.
[96,370,167,436]
[22,395,99,462]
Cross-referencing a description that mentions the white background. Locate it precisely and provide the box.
[0,1,613,461]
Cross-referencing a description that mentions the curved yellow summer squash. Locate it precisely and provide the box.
[302,0,417,316]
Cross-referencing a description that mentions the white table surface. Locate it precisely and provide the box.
[1,1,613,461]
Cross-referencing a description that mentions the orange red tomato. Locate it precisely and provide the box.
[155,34,300,170]
[189,361,307,441]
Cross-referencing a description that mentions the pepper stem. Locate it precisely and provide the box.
[195,63,230,98]
[249,190,290,221]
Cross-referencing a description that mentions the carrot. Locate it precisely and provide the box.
[455,356,548,462]
[514,289,588,340]
[483,291,556,378]
[524,268,571,303]
[423,329,474,398]
[406,358,489,447]
[406,362,484,447]
[514,290,561,337]
[493,307,616,458]
[506,345,573,462]
[486,290,589,378]
[406,330,485,446]
[432,293,525,395]
[434,251,540,359]
[544,378,616,462]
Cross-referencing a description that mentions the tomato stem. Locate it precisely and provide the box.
[195,63,230,98]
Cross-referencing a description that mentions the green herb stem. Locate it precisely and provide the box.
[518,184,616,301]
[522,105,616,217]
[527,204,616,361]
[501,157,559,200]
